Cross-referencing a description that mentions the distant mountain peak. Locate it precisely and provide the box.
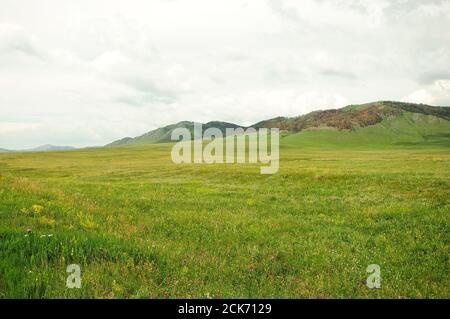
[0,145,75,153]
[29,144,75,152]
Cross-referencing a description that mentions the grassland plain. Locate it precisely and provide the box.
[0,136,449,298]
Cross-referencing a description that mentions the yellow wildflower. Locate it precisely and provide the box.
[39,216,56,226]
[31,204,44,214]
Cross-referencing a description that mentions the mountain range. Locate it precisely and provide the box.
[106,101,450,147]
[0,144,75,153]
[1,101,449,152]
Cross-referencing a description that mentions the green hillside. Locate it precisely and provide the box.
[281,112,450,148]
[106,101,450,149]
[106,121,245,147]
[255,101,450,132]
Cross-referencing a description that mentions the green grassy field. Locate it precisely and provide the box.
[0,135,449,298]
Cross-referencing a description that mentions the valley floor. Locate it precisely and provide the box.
[0,144,449,298]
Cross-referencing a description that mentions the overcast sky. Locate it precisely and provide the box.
[0,0,449,149]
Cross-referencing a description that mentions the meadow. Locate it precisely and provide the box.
[0,136,449,298]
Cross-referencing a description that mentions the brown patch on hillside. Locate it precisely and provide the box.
[254,103,403,131]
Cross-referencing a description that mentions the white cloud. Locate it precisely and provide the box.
[0,23,48,66]
[0,122,42,134]
[402,80,450,106]
[0,0,449,148]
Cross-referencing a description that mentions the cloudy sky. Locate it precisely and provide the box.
[0,0,449,149]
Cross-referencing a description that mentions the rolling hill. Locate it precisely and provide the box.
[253,101,450,131]
[106,121,245,146]
[5,101,447,151]
[281,111,450,148]
[265,101,450,148]
[106,101,450,148]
